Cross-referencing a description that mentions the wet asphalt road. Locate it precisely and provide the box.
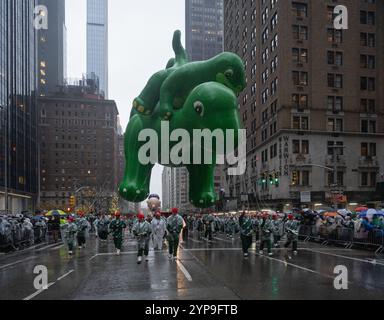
[0,231,383,300]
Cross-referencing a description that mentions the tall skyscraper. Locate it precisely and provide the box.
[185,0,224,61]
[224,0,384,210]
[38,0,67,96]
[87,0,109,98]
[0,0,38,213]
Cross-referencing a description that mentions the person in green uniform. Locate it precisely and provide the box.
[284,214,300,254]
[63,216,78,255]
[76,213,89,249]
[132,213,152,264]
[166,208,184,260]
[239,211,253,257]
[109,212,127,255]
[259,213,275,256]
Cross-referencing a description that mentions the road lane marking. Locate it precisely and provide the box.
[303,248,384,267]
[23,282,55,301]
[187,238,203,243]
[0,256,37,271]
[214,237,234,243]
[176,260,193,282]
[57,269,74,281]
[36,242,64,252]
[251,250,352,283]
[50,244,64,251]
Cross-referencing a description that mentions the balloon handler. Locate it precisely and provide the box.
[97,214,110,241]
[132,214,152,264]
[239,211,253,258]
[62,216,78,255]
[166,208,184,260]
[284,215,300,255]
[109,212,127,255]
[259,214,275,256]
[76,213,89,249]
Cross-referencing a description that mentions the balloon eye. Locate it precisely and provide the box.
[225,69,234,78]
[193,101,204,116]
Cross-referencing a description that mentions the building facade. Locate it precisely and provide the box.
[38,75,118,213]
[87,0,109,98]
[0,0,39,213]
[224,0,384,210]
[185,0,224,61]
[37,0,67,96]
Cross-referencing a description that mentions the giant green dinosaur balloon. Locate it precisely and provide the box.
[119,31,245,208]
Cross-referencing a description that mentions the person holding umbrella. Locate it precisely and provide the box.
[109,212,127,255]
[76,212,89,249]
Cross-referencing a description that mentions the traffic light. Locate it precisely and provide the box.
[269,174,274,185]
[69,195,76,208]
[262,173,267,184]
[274,175,280,187]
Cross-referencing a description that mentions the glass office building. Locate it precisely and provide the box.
[185,0,224,62]
[87,0,108,98]
[0,0,38,213]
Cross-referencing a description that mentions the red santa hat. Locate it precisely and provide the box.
[171,208,179,214]
[137,213,145,220]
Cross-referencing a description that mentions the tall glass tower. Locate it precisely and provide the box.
[87,0,108,98]
[185,0,224,62]
[0,0,38,213]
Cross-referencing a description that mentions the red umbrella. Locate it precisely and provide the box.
[355,207,368,212]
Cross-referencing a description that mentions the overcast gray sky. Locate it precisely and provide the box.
[66,0,186,202]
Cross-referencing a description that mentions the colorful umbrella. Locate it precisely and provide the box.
[45,210,67,217]
[324,211,338,217]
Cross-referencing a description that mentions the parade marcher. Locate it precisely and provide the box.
[76,213,89,249]
[49,215,61,243]
[96,214,110,242]
[109,212,127,255]
[166,208,184,260]
[239,211,253,257]
[151,212,166,250]
[133,213,151,263]
[259,213,274,256]
[284,214,300,254]
[272,215,283,248]
[203,213,214,241]
[63,216,78,255]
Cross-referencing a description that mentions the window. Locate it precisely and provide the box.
[292,2,307,17]
[327,118,343,132]
[361,143,376,157]
[361,99,376,113]
[292,94,308,109]
[327,29,343,43]
[292,71,308,86]
[292,48,308,63]
[360,77,375,91]
[327,96,343,112]
[293,140,309,154]
[361,120,376,133]
[293,25,308,40]
[327,51,343,66]
[292,116,309,130]
[328,74,343,88]
[360,11,375,25]
[361,33,376,47]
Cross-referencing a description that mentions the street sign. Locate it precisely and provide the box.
[300,191,311,203]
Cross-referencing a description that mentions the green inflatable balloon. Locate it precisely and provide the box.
[119,31,246,208]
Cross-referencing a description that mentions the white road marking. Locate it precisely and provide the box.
[36,242,64,252]
[57,269,74,281]
[214,237,234,243]
[303,248,384,267]
[187,238,203,243]
[252,251,350,282]
[0,256,37,271]
[23,282,55,301]
[176,260,193,282]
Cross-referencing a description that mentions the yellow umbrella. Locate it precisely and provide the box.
[45,210,67,217]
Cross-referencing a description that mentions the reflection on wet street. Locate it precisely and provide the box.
[1,232,383,300]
